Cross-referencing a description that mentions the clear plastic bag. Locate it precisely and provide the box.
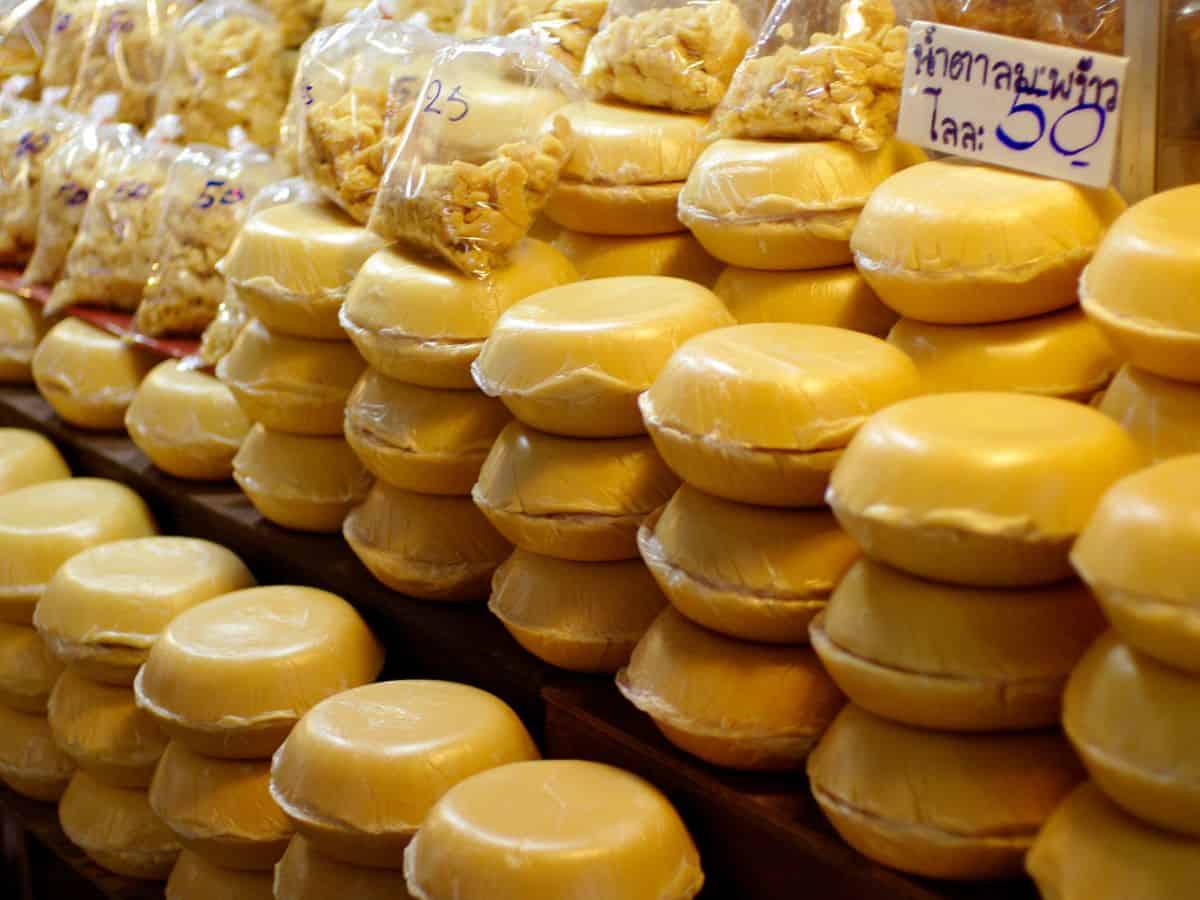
[481,0,608,72]
[256,0,322,47]
[369,36,580,276]
[46,123,180,315]
[153,0,288,148]
[925,0,1123,53]
[23,98,136,286]
[67,0,197,128]
[135,141,283,336]
[277,22,338,172]
[0,0,53,93]
[0,89,75,265]
[194,175,320,366]
[298,16,447,223]
[580,0,767,112]
[38,0,95,94]
[710,0,911,150]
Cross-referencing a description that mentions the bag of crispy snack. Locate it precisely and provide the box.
[153,0,288,148]
[710,0,911,150]
[320,0,371,26]
[475,0,607,72]
[67,0,197,128]
[369,35,579,276]
[0,0,52,94]
[39,0,95,94]
[0,84,76,265]
[23,94,136,285]
[925,0,1123,53]
[580,0,768,112]
[257,0,322,47]
[135,138,283,336]
[298,15,447,223]
[46,118,181,315]
[193,175,320,366]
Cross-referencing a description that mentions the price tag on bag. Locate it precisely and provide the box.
[896,22,1128,188]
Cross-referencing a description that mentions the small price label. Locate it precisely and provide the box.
[194,179,244,209]
[897,22,1128,188]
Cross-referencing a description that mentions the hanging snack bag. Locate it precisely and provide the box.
[710,0,910,151]
[135,140,284,337]
[0,86,76,265]
[369,36,580,276]
[68,0,196,128]
[579,0,767,113]
[483,0,607,72]
[23,95,136,286]
[278,21,342,172]
[38,0,94,94]
[257,0,322,48]
[299,16,448,223]
[0,0,52,93]
[46,121,180,315]
[153,0,288,149]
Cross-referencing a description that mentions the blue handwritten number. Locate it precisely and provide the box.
[57,181,88,206]
[995,94,1045,151]
[446,86,468,122]
[15,132,49,157]
[53,13,70,31]
[115,181,149,200]
[195,180,244,209]
[109,10,134,33]
[422,79,443,114]
[303,83,314,106]
[1050,102,1105,165]
[393,76,418,104]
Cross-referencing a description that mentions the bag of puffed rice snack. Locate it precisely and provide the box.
[153,0,288,149]
[0,84,76,265]
[46,118,181,315]
[68,0,197,128]
[135,138,284,337]
[298,14,448,223]
[369,35,580,276]
[710,0,914,151]
[23,93,136,286]
[580,0,768,112]
[0,0,52,94]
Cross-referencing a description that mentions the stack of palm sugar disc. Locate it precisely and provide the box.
[471,276,734,672]
[810,392,1144,880]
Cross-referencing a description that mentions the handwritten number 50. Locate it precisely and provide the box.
[421,80,469,122]
[997,95,1106,162]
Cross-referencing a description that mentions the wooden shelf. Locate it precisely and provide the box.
[0,785,161,900]
[0,385,1041,900]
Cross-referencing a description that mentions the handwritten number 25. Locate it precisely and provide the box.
[422,80,469,122]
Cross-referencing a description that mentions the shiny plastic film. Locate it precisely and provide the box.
[23,110,135,286]
[38,0,90,94]
[927,0,1123,53]
[257,0,321,47]
[153,0,288,148]
[46,128,181,315]
[298,17,447,223]
[196,281,250,367]
[481,0,607,72]
[136,144,283,337]
[580,0,765,112]
[0,0,52,92]
[0,292,43,382]
[0,92,75,265]
[710,0,910,150]
[369,36,581,276]
[67,0,197,128]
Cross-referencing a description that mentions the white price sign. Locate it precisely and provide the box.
[896,22,1128,188]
